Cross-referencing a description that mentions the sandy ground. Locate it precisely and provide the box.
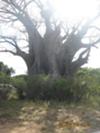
[0,108,100,133]
[0,102,100,133]
[0,121,42,133]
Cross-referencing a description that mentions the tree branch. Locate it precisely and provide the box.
[0,35,19,48]
[78,14,100,38]
[71,48,90,74]
[0,49,17,55]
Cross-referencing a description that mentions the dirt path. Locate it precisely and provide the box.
[0,121,42,133]
[0,119,99,133]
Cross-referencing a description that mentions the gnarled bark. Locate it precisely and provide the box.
[0,0,100,77]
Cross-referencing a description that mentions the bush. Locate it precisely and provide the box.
[0,84,17,100]
[26,75,49,100]
[11,75,28,99]
[0,72,18,100]
[9,68,100,104]
[25,73,100,102]
[74,68,100,103]
[25,75,82,102]
[0,72,11,84]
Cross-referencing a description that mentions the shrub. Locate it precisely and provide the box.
[25,75,49,100]
[11,75,28,99]
[0,72,17,100]
[0,84,17,100]
[74,68,100,103]
[0,72,11,84]
[25,75,78,102]
[10,68,100,103]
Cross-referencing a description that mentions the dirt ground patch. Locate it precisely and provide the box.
[0,101,100,133]
[0,120,42,133]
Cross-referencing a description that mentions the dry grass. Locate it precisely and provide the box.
[0,100,100,133]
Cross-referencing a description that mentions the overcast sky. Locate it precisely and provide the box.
[0,53,27,75]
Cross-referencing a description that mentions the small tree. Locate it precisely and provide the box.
[0,61,14,76]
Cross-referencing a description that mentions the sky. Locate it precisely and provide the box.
[0,53,27,75]
[0,0,100,75]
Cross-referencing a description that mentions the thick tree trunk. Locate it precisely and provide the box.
[0,0,97,78]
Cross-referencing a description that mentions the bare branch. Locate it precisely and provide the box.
[90,38,100,46]
[0,35,18,48]
[23,0,33,10]
[82,37,100,49]
[34,0,44,10]
[70,48,90,74]
[0,49,17,55]
[89,26,100,31]
[78,14,100,38]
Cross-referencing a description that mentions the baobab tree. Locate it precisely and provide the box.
[0,0,100,77]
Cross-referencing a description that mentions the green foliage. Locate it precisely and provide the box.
[0,72,11,84]
[11,75,28,99]
[0,62,14,76]
[25,68,100,103]
[75,68,100,104]
[26,75,50,100]
[1,67,99,104]
[0,72,17,100]
[25,75,83,102]
[0,84,17,100]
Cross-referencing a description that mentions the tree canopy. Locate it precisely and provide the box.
[0,0,100,77]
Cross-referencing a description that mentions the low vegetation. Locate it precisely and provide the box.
[0,100,100,133]
[0,67,100,132]
[0,67,100,105]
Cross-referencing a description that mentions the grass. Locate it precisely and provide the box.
[0,100,99,119]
